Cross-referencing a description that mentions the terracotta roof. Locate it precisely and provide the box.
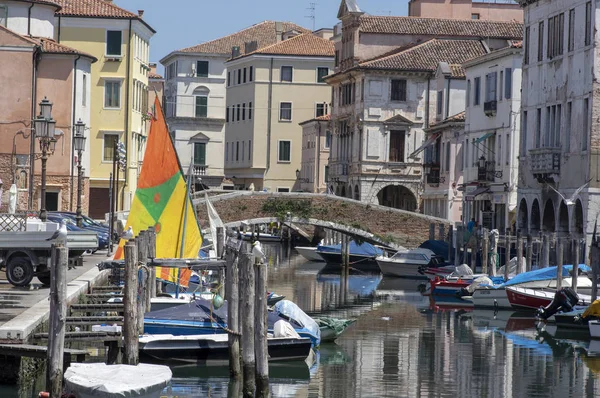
[299,113,331,125]
[430,111,465,127]
[450,64,465,78]
[236,33,334,59]
[36,38,97,61]
[11,0,61,10]
[177,21,311,55]
[359,16,523,39]
[385,114,414,124]
[54,0,155,32]
[148,71,163,79]
[359,39,488,72]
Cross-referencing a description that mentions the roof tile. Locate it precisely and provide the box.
[55,0,137,17]
[240,33,334,58]
[359,15,523,39]
[37,37,97,61]
[178,21,311,55]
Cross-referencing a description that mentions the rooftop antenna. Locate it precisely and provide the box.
[306,2,316,31]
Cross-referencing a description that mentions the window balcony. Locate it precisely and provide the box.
[529,147,560,182]
[484,100,497,116]
[192,164,208,176]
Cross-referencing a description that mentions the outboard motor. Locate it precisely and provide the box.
[536,287,579,320]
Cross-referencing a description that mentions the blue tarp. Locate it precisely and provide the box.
[317,241,383,257]
[495,330,554,356]
[503,264,591,287]
[418,240,449,260]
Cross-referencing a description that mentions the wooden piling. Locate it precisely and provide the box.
[557,238,564,290]
[447,226,454,263]
[255,259,269,394]
[525,234,533,272]
[123,239,139,365]
[47,244,68,397]
[490,230,498,277]
[541,233,550,268]
[438,223,445,241]
[429,223,435,241]
[516,231,524,275]
[137,231,150,325]
[470,230,477,271]
[481,228,489,275]
[147,227,158,298]
[455,225,463,266]
[504,229,511,281]
[240,251,256,395]
[591,239,599,301]
[572,239,580,293]
[226,246,241,378]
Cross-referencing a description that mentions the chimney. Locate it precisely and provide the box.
[244,41,258,54]
[275,22,283,42]
[138,10,144,18]
[231,46,240,59]
[149,63,157,74]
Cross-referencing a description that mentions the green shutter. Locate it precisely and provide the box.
[194,143,206,165]
[197,61,209,77]
[195,96,208,118]
[106,31,122,56]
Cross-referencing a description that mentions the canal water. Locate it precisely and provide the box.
[4,242,600,397]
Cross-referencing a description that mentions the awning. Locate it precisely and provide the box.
[409,133,440,159]
[464,186,490,202]
[474,132,495,144]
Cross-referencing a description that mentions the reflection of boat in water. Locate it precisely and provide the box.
[375,277,429,308]
[316,269,382,297]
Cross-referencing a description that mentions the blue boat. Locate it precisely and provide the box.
[144,298,321,347]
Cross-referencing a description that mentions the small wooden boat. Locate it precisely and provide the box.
[139,334,312,364]
[315,318,355,342]
[296,246,325,262]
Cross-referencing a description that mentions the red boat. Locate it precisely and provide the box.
[426,277,470,297]
[506,286,592,310]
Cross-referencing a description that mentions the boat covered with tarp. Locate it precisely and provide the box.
[316,241,384,270]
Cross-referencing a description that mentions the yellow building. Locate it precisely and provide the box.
[54,0,155,219]
[225,33,334,192]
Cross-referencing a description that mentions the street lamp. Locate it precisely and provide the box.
[74,119,86,227]
[295,169,309,183]
[33,97,57,222]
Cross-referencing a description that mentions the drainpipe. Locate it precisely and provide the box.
[57,15,61,42]
[27,3,34,36]
[121,18,133,209]
[265,57,274,179]
[70,55,81,211]
[445,77,451,119]
[28,46,41,210]
[424,77,431,129]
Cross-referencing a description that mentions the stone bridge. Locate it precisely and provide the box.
[193,192,451,249]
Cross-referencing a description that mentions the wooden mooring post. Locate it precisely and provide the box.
[46,244,68,398]
[504,229,511,281]
[137,230,148,332]
[481,228,488,275]
[438,224,445,241]
[147,227,160,296]
[255,258,269,395]
[123,239,139,365]
[541,233,550,268]
[516,231,524,275]
[557,238,564,290]
[455,225,463,266]
[226,242,241,378]
[429,223,435,241]
[572,238,580,293]
[525,234,533,272]
[447,226,454,263]
[240,250,256,395]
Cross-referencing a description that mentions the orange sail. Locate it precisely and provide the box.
[114,97,202,287]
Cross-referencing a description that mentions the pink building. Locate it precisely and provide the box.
[408,0,522,22]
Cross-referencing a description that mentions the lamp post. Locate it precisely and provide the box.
[74,119,86,227]
[33,97,57,222]
[295,169,309,184]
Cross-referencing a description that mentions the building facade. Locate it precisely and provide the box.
[517,0,595,252]
[224,33,334,192]
[408,0,522,22]
[299,115,331,193]
[0,0,95,213]
[327,0,522,212]
[54,0,155,219]
[462,45,522,232]
[160,21,310,190]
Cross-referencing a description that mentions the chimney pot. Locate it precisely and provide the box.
[138,10,144,17]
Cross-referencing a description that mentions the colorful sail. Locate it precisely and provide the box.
[114,97,202,287]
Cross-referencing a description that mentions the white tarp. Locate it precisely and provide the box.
[64,363,172,398]
[466,276,494,294]
[273,320,301,339]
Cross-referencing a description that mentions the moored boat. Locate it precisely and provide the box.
[589,320,600,339]
[296,246,325,262]
[316,241,384,271]
[506,286,592,310]
[376,248,446,279]
[315,318,355,342]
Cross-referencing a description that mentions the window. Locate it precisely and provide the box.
[242,103,246,121]
[248,102,253,120]
[248,140,252,161]
[316,103,328,117]
[586,2,592,46]
[241,141,245,161]
[225,142,229,162]
[546,106,552,147]
[226,106,229,123]
[583,98,589,150]
[497,136,502,166]
[0,5,6,27]
[236,141,239,162]
[106,30,122,56]
[166,62,178,80]
[249,66,254,82]
[103,134,118,161]
[505,68,512,99]
[278,140,291,162]
[325,131,331,148]
[195,96,207,118]
[568,9,575,52]
[82,74,87,107]
[437,91,443,115]
[389,130,405,162]
[524,26,530,65]
[466,79,471,107]
[317,67,329,83]
[538,21,544,61]
[464,138,469,169]
[279,102,292,121]
[391,79,407,101]
[237,69,241,84]
[474,77,481,105]
[281,66,293,82]
[277,188,290,193]
[536,108,542,148]
[236,104,240,121]
[485,72,497,102]
[548,13,564,58]
[194,142,206,165]
[227,71,231,87]
[555,104,562,147]
[471,13,480,19]
[565,102,572,153]
[361,78,365,101]
[104,80,121,108]
[243,67,247,83]
[196,61,208,77]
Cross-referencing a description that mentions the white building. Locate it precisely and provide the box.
[160,21,309,189]
[461,44,522,232]
[517,0,594,256]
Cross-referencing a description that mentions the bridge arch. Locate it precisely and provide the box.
[375,184,417,212]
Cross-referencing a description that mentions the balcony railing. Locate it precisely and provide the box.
[477,161,497,182]
[192,164,208,176]
[484,100,497,116]
[529,148,560,180]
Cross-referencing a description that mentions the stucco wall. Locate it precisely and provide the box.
[4,0,55,38]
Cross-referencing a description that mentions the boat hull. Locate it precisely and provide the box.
[590,320,600,339]
[506,287,554,310]
[317,252,380,271]
[376,258,428,279]
[296,247,324,262]
[468,288,511,309]
[140,335,311,364]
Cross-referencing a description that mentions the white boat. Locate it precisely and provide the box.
[296,246,324,262]
[590,320,600,339]
[241,231,281,242]
[376,248,445,278]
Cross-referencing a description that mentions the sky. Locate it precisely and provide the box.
[115,0,410,72]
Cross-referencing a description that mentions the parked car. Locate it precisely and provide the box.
[47,214,108,250]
